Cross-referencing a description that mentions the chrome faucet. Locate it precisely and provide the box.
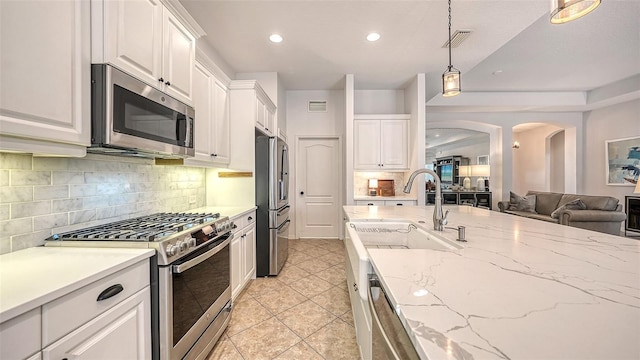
[403,169,449,231]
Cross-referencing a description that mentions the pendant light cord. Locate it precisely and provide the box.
[447,0,452,70]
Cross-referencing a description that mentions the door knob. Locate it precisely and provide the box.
[300,191,304,195]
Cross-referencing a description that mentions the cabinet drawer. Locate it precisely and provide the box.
[0,308,41,360]
[42,287,151,360]
[244,212,255,226]
[384,200,416,206]
[231,216,246,234]
[355,200,385,206]
[42,260,149,346]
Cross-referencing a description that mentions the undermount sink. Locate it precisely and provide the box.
[344,221,462,301]
[348,222,462,250]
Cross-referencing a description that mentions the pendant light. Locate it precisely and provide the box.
[550,0,601,24]
[442,0,460,97]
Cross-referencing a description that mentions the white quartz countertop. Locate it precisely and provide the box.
[0,247,154,322]
[343,205,640,360]
[190,206,257,219]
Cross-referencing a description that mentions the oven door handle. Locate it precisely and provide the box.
[172,235,232,274]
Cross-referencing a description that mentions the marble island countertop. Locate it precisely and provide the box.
[343,205,640,360]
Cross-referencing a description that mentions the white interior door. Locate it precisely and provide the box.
[296,137,341,238]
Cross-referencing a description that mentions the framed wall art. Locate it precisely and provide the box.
[606,136,640,186]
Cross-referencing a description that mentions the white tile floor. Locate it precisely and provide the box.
[206,239,359,360]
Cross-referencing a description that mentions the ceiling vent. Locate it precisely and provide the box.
[308,100,327,112]
[442,30,472,48]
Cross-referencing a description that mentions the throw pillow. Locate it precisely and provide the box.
[551,199,587,219]
[509,192,537,213]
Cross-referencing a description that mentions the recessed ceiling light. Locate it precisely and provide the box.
[492,70,503,75]
[269,34,283,43]
[366,32,381,42]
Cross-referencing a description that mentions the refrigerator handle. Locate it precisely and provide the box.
[277,204,290,215]
[281,146,289,201]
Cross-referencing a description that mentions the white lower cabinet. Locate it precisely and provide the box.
[345,235,372,360]
[355,200,385,206]
[230,211,256,299]
[42,287,151,360]
[0,259,151,360]
[0,308,41,360]
[242,224,256,284]
[384,200,417,206]
[355,200,417,206]
[27,352,42,360]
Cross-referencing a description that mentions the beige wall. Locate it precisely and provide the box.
[512,124,564,195]
[583,99,640,205]
[550,131,565,193]
[286,90,346,238]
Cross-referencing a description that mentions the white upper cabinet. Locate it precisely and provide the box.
[186,60,230,166]
[228,80,276,171]
[96,0,163,88]
[212,80,231,164]
[354,114,409,170]
[93,0,196,105]
[0,0,90,156]
[255,92,276,137]
[162,9,195,103]
[189,61,214,162]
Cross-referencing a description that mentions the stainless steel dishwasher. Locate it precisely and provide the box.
[368,274,420,360]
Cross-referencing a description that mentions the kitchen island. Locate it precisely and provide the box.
[343,205,640,359]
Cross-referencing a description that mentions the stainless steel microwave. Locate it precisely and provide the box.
[90,64,194,158]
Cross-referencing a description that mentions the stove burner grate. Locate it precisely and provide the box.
[48,212,220,242]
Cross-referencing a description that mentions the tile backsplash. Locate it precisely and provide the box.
[0,153,206,254]
[354,172,406,196]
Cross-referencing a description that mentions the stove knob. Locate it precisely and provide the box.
[188,237,196,248]
[166,244,178,257]
[177,240,188,252]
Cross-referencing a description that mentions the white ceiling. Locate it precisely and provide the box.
[180,0,640,93]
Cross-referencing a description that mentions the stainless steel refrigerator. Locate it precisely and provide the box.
[255,129,290,276]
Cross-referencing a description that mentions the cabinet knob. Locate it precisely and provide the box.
[158,77,164,83]
[248,216,253,221]
[210,153,217,157]
[300,191,304,195]
[367,203,374,206]
[166,81,171,86]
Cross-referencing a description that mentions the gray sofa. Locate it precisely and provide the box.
[498,191,626,235]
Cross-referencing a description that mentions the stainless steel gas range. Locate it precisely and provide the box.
[45,212,233,360]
